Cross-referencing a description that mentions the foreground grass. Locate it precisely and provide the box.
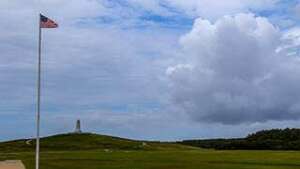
[1,150,300,169]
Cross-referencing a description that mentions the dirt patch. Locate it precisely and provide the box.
[0,160,25,169]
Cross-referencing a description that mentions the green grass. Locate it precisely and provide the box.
[1,150,300,169]
[1,133,300,169]
[0,133,193,152]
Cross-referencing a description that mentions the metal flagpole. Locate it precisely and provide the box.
[36,13,42,169]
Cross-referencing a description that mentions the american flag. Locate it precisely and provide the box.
[40,14,58,28]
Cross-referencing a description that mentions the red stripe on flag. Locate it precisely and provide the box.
[40,14,58,28]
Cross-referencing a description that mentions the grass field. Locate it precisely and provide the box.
[1,150,300,169]
[1,133,300,169]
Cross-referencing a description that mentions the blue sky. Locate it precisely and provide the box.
[1,0,300,141]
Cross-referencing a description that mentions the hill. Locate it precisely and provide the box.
[0,133,193,152]
[180,128,300,150]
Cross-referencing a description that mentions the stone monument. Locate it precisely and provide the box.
[74,119,82,133]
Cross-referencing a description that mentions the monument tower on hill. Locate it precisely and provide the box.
[74,119,82,133]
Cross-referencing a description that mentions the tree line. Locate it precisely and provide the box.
[179,128,300,150]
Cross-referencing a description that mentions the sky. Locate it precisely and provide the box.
[1,0,300,141]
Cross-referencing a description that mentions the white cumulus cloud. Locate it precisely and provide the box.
[168,13,300,124]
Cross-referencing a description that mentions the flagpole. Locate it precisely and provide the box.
[36,13,42,169]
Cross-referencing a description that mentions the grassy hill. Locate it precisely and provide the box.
[0,133,193,152]
[1,131,300,169]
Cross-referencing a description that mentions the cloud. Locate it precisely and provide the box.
[125,0,279,19]
[280,27,300,56]
[167,13,300,125]
[2,0,300,141]
[0,0,179,140]
[293,3,300,19]
[165,0,278,18]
